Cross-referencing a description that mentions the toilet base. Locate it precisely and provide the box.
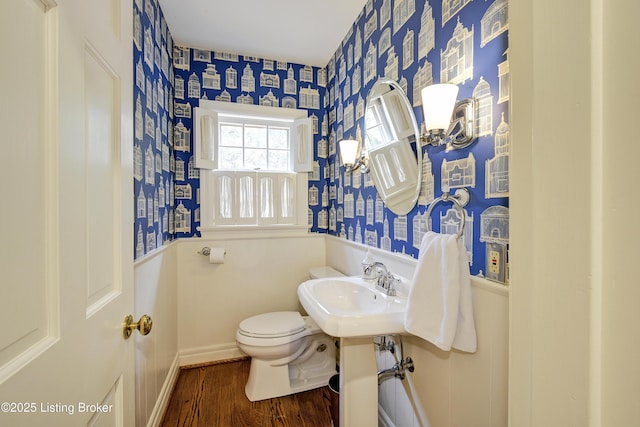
[244,335,336,401]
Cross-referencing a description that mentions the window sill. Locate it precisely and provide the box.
[198,224,312,240]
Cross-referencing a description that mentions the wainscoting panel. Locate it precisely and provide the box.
[134,243,179,427]
[176,234,326,353]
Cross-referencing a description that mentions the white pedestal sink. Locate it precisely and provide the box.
[297,276,408,427]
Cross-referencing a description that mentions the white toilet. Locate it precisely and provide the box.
[236,267,342,401]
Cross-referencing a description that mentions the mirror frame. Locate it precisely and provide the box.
[364,79,422,215]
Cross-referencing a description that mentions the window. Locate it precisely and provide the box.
[218,118,291,171]
[195,100,313,231]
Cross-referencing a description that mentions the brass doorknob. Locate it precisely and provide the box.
[123,314,153,339]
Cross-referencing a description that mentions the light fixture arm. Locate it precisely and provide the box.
[421,128,448,146]
[420,97,477,150]
[339,138,370,173]
[444,98,477,149]
[345,152,369,173]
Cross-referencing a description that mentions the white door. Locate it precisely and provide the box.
[0,0,136,426]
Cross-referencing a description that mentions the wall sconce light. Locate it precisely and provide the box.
[420,83,477,150]
[339,139,368,172]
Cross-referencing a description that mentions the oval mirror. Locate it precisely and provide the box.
[364,79,422,215]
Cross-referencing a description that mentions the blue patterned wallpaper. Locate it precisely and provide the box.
[133,0,176,259]
[327,0,510,281]
[170,48,328,238]
[133,0,510,281]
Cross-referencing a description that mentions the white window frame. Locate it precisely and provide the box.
[195,100,313,236]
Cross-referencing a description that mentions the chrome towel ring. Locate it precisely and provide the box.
[425,188,470,239]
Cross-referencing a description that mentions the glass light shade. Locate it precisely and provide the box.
[339,139,360,166]
[421,84,459,131]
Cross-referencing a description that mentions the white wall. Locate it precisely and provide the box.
[133,243,179,427]
[176,234,326,365]
[326,236,509,427]
[510,0,640,425]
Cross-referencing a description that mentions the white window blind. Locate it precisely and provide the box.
[210,170,297,226]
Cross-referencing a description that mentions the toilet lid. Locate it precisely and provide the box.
[239,311,306,338]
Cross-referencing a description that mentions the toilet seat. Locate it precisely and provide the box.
[239,311,306,338]
[236,312,311,347]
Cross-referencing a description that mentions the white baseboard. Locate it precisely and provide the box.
[179,342,245,367]
[147,353,180,427]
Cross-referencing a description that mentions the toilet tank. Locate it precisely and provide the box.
[308,266,344,279]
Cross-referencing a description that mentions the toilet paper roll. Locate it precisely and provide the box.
[208,247,226,264]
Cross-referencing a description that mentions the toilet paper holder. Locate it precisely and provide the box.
[197,247,226,257]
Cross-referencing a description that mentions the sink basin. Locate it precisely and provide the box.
[297,276,407,337]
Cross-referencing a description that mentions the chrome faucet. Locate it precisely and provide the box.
[363,262,397,296]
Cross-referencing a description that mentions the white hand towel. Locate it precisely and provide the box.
[404,231,477,352]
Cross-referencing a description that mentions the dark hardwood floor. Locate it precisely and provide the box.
[161,358,335,427]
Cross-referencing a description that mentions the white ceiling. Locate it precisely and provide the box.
[157,0,368,68]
